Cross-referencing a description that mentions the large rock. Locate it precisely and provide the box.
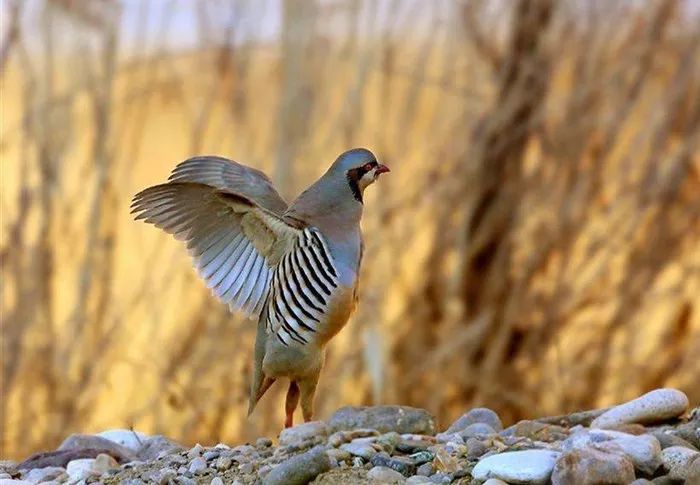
[58,434,136,462]
[445,408,502,434]
[564,429,661,474]
[136,435,185,460]
[95,429,149,453]
[551,447,635,485]
[262,446,331,485]
[278,421,329,447]
[591,389,689,429]
[661,446,700,480]
[472,449,561,484]
[328,406,436,435]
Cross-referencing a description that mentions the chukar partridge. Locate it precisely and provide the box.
[131,148,389,427]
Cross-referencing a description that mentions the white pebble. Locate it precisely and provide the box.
[591,388,689,429]
[66,458,97,481]
[472,449,561,484]
[210,478,224,485]
[589,430,661,474]
[483,480,510,485]
[367,465,405,483]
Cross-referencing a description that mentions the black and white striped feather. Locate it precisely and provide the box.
[266,228,339,346]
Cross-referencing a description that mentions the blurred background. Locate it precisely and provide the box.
[2,0,700,461]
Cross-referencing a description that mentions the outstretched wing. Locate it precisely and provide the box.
[131,157,298,318]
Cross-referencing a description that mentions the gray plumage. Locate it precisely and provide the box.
[131,148,389,427]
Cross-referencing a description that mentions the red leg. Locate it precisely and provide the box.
[284,381,300,428]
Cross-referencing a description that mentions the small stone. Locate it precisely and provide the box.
[202,451,220,461]
[482,480,509,485]
[22,466,67,483]
[377,432,402,452]
[262,445,331,485]
[370,452,416,476]
[210,478,224,485]
[427,472,451,484]
[409,451,434,465]
[0,481,34,485]
[434,432,464,445]
[137,435,185,460]
[352,457,363,468]
[395,439,431,454]
[629,480,653,485]
[472,449,561,484]
[340,442,377,460]
[326,448,351,463]
[214,456,233,471]
[551,447,635,485]
[66,458,97,481]
[500,420,549,439]
[405,477,432,485]
[279,421,329,447]
[432,447,458,474]
[328,429,379,447]
[95,430,148,452]
[367,465,405,483]
[458,422,496,439]
[445,408,502,434]
[416,462,434,476]
[92,453,119,474]
[329,406,436,435]
[238,462,254,474]
[466,438,488,460]
[661,446,699,480]
[187,444,204,459]
[652,431,698,451]
[188,457,207,474]
[591,389,689,429]
[674,420,700,449]
[256,438,273,448]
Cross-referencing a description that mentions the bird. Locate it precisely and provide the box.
[131,148,389,427]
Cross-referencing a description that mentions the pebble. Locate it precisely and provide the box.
[210,478,224,485]
[405,477,432,485]
[202,450,219,461]
[472,449,561,484]
[329,405,436,435]
[95,429,148,452]
[262,446,331,485]
[427,472,452,483]
[482,480,509,485]
[370,452,416,476]
[0,480,34,485]
[589,430,661,474]
[367,465,405,483]
[214,456,233,471]
[661,445,699,480]
[326,448,351,463]
[591,389,689,429]
[652,431,698,450]
[432,447,458,473]
[340,441,378,460]
[22,466,67,483]
[138,435,185,460]
[257,438,273,448]
[187,457,207,474]
[409,451,433,465]
[445,407,503,434]
[416,462,434,476]
[458,422,496,439]
[279,421,329,447]
[466,437,488,460]
[187,444,204,459]
[551,447,635,485]
[65,458,97,481]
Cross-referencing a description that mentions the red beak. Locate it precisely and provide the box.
[376,164,391,175]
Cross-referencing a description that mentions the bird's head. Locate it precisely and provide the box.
[331,148,390,203]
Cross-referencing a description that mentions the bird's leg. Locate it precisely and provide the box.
[284,381,300,428]
[299,374,320,423]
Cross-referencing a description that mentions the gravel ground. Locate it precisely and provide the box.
[2,388,698,484]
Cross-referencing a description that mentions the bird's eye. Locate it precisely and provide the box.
[363,163,373,171]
